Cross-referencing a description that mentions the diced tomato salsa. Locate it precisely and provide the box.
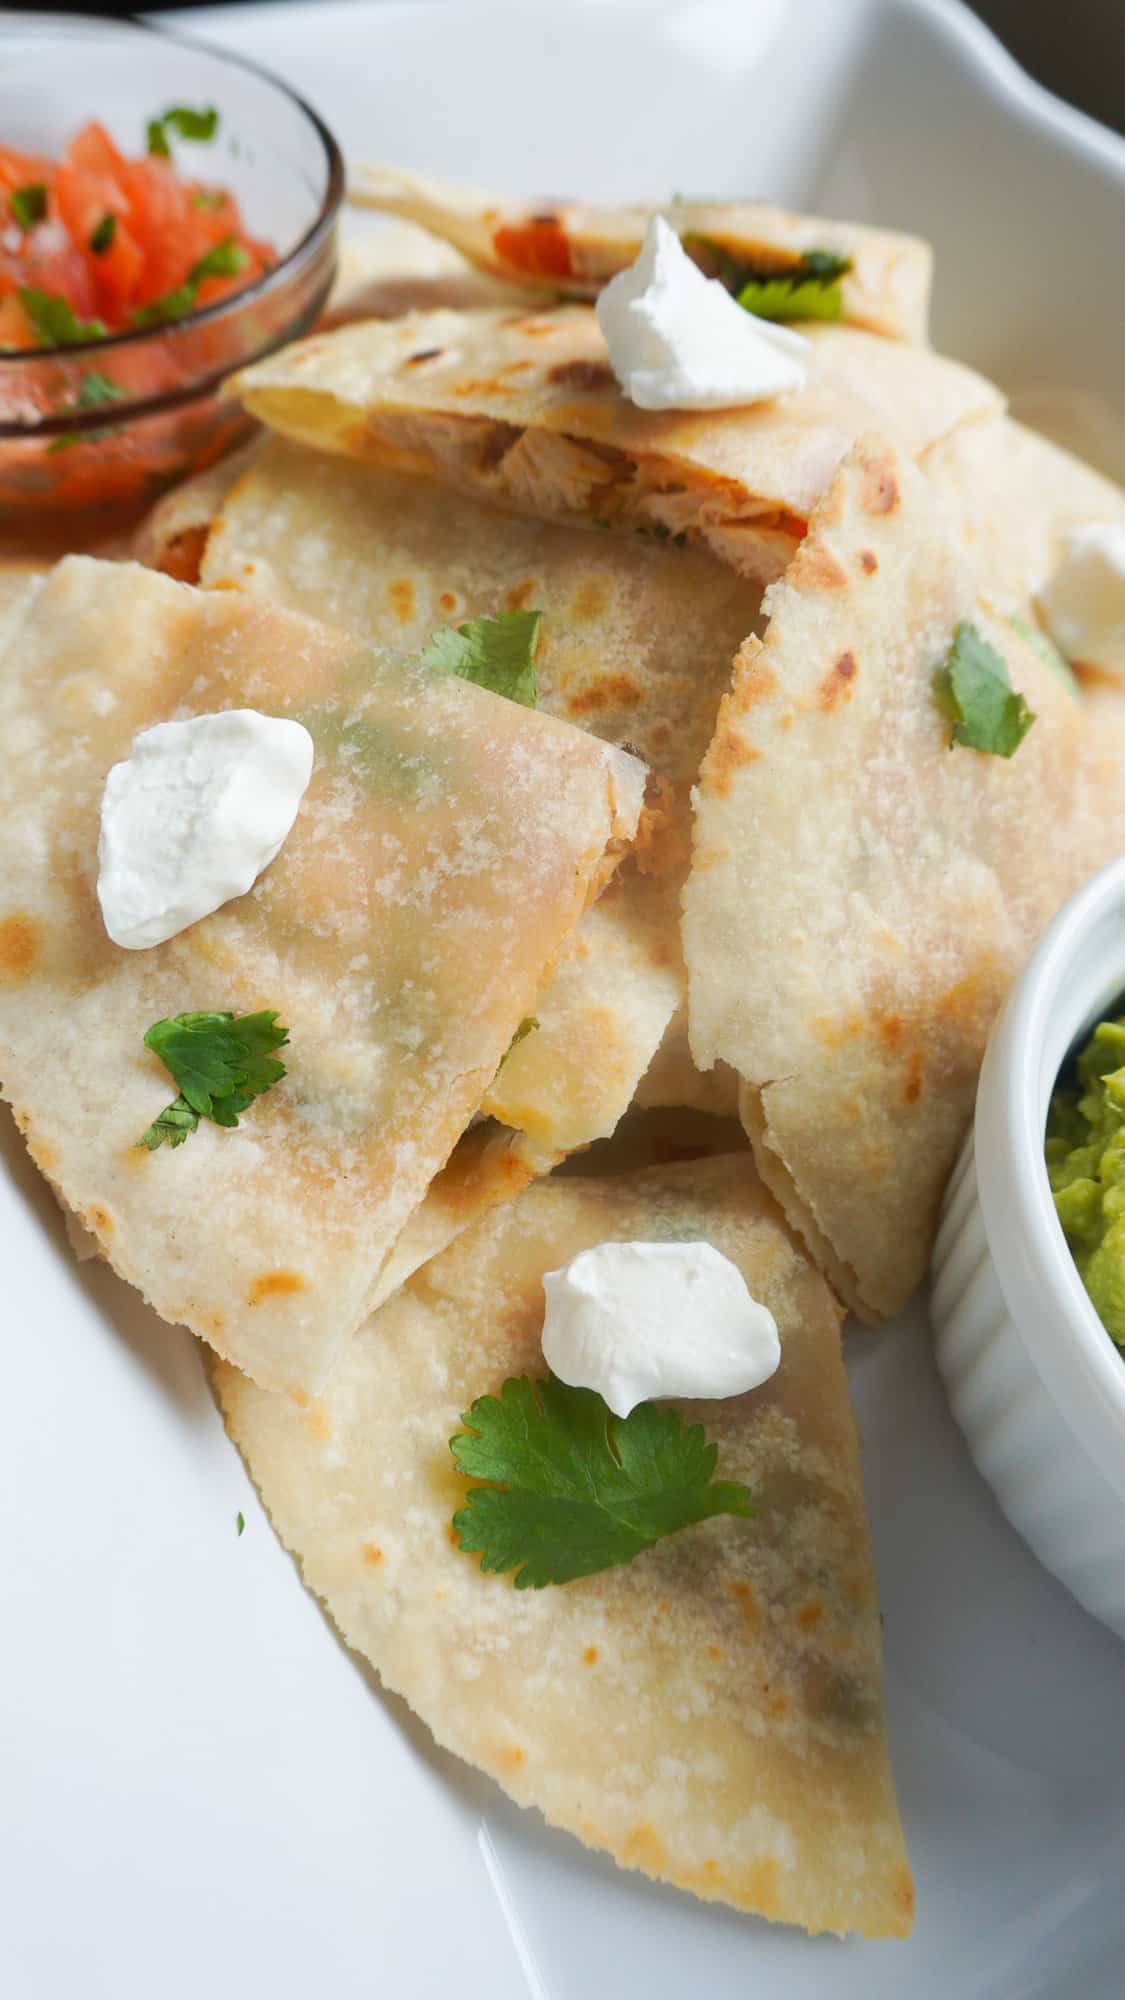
[0,117,274,348]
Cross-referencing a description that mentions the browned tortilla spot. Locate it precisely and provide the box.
[570,575,611,621]
[861,459,899,515]
[406,347,443,366]
[859,548,878,574]
[903,1051,925,1104]
[583,1645,599,1666]
[248,1269,308,1305]
[504,578,537,611]
[387,578,415,624]
[156,524,209,586]
[817,650,858,709]
[703,719,760,798]
[566,671,642,715]
[361,1542,383,1566]
[0,913,40,980]
[727,638,778,714]
[878,1014,904,1050]
[790,542,848,591]
[438,590,458,613]
[547,358,616,392]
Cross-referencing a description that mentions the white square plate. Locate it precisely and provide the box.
[4,4,1125,1995]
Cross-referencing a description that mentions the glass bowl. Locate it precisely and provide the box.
[0,13,342,522]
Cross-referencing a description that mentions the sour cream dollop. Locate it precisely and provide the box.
[97,708,314,950]
[541,1239,781,1418]
[595,215,810,412]
[1037,522,1125,676]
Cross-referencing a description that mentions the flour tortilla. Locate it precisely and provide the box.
[202,436,760,1146]
[133,441,262,582]
[0,557,642,1395]
[350,163,932,342]
[213,1154,913,1937]
[921,413,1125,671]
[325,214,523,327]
[228,306,1000,586]
[684,437,1125,1322]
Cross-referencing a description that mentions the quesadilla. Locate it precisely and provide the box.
[201,435,759,1145]
[228,306,1000,586]
[683,435,1125,1322]
[922,413,1125,671]
[0,556,643,1395]
[213,1154,913,1938]
[350,163,932,342]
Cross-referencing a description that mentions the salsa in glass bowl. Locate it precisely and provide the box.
[0,15,342,522]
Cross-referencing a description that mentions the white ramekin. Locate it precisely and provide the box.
[931,854,1125,1643]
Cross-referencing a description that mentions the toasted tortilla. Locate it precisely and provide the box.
[213,1154,913,1937]
[350,164,932,342]
[201,436,759,1146]
[0,557,642,1395]
[922,413,1125,671]
[228,306,1000,586]
[684,436,1125,1322]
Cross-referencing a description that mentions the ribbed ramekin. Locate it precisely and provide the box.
[931,855,1125,1643]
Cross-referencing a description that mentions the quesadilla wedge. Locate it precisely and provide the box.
[0,557,643,1396]
[921,413,1125,671]
[350,163,932,342]
[212,1154,913,1938]
[684,435,1125,1322]
[201,436,759,1146]
[228,306,1000,586]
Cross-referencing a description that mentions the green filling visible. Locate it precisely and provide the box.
[1046,1012,1125,1349]
[682,235,852,322]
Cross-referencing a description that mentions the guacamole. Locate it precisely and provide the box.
[1046,1014,1125,1349]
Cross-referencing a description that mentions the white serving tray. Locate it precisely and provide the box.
[4,4,1124,1995]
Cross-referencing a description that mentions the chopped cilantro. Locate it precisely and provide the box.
[236,1511,245,1536]
[496,1016,538,1075]
[18,287,107,349]
[420,609,540,707]
[137,1009,289,1150]
[147,105,220,157]
[131,237,250,328]
[89,213,117,256]
[736,270,845,322]
[1009,614,1077,694]
[683,233,852,322]
[45,371,126,454]
[450,1373,753,1588]
[935,620,1036,757]
[10,183,47,231]
[191,188,228,212]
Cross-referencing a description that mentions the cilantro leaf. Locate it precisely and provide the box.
[45,371,126,454]
[138,1009,288,1150]
[236,1511,245,1536]
[131,236,250,328]
[934,620,1036,757]
[450,1374,753,1588]
[147,105,220,157]
[1009,613,1077,693]
[736,270,845,322]
[495,1015,538,1078]
[420,610,540,706]
[89,213,117,256]
[683,234,852,321]
[191,188,229,212]
[10,183,47,231]
[18,288,107,348]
